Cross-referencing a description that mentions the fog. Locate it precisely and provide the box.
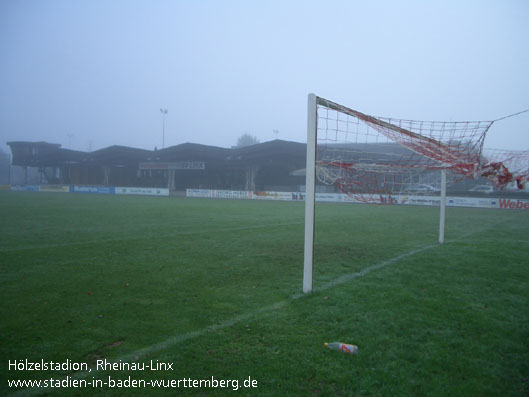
[1,0,528,153]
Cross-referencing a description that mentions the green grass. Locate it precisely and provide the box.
[1,191,528,396]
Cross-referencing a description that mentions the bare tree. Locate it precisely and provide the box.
[236,133,259,147]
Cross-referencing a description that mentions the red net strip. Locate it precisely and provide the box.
[480,149,529,189]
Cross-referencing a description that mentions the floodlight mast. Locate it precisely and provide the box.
[303,93,317,293]
[160,108,168,149]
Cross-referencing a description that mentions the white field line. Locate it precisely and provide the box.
[10,241,440,396]
[314,243,438,292]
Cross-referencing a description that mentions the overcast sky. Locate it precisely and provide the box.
[1,0,528,153]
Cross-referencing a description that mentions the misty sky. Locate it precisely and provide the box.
[1,0,528,153]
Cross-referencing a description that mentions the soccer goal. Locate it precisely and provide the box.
[302,94,528,293]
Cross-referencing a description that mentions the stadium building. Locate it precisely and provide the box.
[6,140,307,192]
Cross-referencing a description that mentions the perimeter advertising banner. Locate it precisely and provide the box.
[186,189,529,210]
[253,191,296,201]
[11,185,40,192]
[70,186,115,195]
[115,187,169,196]
[185,189,251,199]
[38,185,71,193]
[185,189,213,198]
[498,198,529,210]
[446,197,499,209]
[211,190,252,199]
[315,193,344,202]
[398,195,441,206]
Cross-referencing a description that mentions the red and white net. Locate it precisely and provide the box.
[315,97,527,201]
[480,149,529,190]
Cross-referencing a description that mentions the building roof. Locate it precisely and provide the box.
[6,139,307,168]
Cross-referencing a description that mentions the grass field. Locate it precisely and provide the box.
[1,190,528,396]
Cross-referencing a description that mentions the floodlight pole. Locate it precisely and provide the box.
[160,108,168,149]
[303,93,317,293]
[439,169,447,244]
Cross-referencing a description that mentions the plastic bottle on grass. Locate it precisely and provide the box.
[324,342,358,354]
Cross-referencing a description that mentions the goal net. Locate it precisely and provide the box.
[315,97,495,202]
[480,149,529,190]
[314,97,529,200]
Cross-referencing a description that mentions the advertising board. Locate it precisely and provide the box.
[186,189,213,198]
[115,187,169,196]
[71,186,115,195]
[212,190,251,199]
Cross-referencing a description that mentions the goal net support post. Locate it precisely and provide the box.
[439,169,447,244]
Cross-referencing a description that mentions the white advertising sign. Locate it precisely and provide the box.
[115,187,169,196]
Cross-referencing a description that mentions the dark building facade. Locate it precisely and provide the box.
[7,140,307,191]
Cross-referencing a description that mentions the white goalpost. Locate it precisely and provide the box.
[439,169,447,244]
[303,94,317,293]
[302,94,527,293]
